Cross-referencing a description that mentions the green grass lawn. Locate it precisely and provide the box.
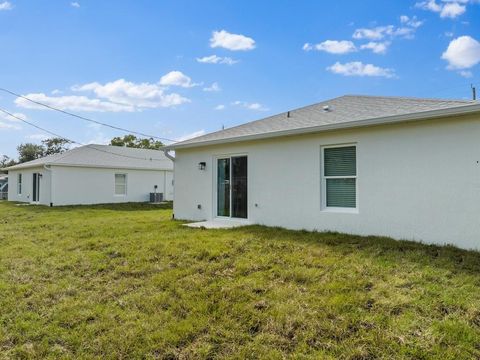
[1,202,480,359]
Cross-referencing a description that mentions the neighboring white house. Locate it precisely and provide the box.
[0,174,7,200]
[6,144,173,206]
[165,95,480,250]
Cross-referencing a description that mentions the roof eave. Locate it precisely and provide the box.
[49,163,173,171]
[167,103,480,150]
[4,162,172,171]
[3,162,50,171]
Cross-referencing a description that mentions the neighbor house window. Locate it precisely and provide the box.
[17,173,22,195]
[115,174,127,195]
[322,145,357,210]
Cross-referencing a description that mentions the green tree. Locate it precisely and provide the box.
[42,137,71,156]
[17,143,44,163]
[14,137,71,164]
[110,135,163,150]
[0,155,16,168]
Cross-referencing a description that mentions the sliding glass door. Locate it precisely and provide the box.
[217,156,248,219]
[32,173,40,203]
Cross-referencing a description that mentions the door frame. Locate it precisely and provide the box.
[32,172,41,204]
[213,153,249,220]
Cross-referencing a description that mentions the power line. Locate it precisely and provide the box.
[0,87,177,143]
[0,108,79,144]
[0,107,171,163]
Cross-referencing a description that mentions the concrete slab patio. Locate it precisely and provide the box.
[184,219,251,229]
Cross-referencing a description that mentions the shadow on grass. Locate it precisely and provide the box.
[227,225,480,274]
[7,200,480,274]
[7,201,173,212]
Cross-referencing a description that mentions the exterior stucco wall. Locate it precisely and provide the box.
[7,167,52,205]
[173,114,480,249]
[50,166,173,206]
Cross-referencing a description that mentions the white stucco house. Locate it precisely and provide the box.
[165,95,480,250]
[6,144,173,206]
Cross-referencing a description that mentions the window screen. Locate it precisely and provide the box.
[323,146,356,208]
[115,174,127,195]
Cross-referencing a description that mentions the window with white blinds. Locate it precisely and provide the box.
[115,174,127,195]
[322,145,357,210]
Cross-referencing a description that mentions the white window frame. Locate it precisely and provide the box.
[17,173,22,196]
[321,143,358,213]
[114,173,127,196]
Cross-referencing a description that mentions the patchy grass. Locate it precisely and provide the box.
[1,202,480,359]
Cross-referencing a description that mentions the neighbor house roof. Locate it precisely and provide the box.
[167,95,480,149]
[5,144,173,171]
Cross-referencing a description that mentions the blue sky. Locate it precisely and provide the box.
[0,0,479,158]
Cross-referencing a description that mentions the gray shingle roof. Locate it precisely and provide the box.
[168,95,479,149]
[5,144,173,171]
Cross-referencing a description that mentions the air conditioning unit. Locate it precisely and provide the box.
[150,192,164,203]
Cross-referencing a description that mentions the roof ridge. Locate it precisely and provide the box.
[89,144,164,153]
[168,94,480,149]
[174,95,349,143]
[47,145,87,164]
[4,143,172,170]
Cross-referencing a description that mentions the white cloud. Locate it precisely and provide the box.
[399,15,423,28]
[203,82,221,92]
[327,61,396,78]
[232,100,268,111]
[352,15,423,43]
[87,133,110,145]
[26,134,48,140]
[210,30,255,51]
[360,41,390,54]
[353,25,417,40]
[459,70,473,77]
[87,123,102,130]
[51,89,62,95]
[302,43,312,51]
[0,1,12,10]
[445,31,454,37]
[71,2,80,8]
[394,27,416,38]
[0,122,19,130]
[17,74,194,113]
[416,0,442,12]
[159,71,198,88]
[214,104,225,110]
[303,40,357,54]
[74,78,191,109]
[353,26,393,40]
[196,55,238,65]
[441,2,466,17]
[0,111,27,122]
[415,0,467,18]
[0,112,22,130]
[0,111,24,130]
[175,130,206,142]
[441,35,480,69]
[15,93,136,112]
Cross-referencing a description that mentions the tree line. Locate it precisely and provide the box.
[1,135,164,168]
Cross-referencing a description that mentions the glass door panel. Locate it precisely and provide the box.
[32,173,40,202]
[217,158,230,217]
[232,156,248,218]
